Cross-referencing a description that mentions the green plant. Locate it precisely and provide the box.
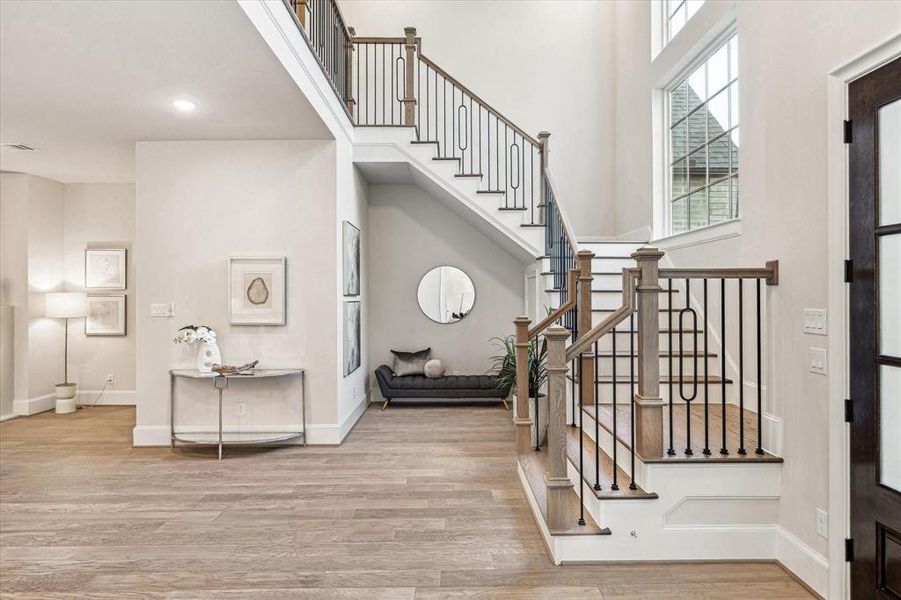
[489,335,548,398]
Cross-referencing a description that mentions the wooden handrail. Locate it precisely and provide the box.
[565,268,639,362]
[659,260,779,286]
[528,269,578,339]
[417,52,541,148]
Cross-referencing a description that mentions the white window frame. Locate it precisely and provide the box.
[660,25,739,243]
[663,0,705,47]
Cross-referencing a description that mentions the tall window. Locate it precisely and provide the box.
[666,0,703,42]
[668,34,738,234]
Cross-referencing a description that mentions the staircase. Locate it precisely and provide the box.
[280,0,788,568]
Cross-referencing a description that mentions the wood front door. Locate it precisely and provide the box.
[849,55,901,599]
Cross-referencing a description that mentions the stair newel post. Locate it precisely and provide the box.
[403,27,417,127]
[544,325,576,532]
[345,27,356,115]
[513,316,533,455]
[538,131,550,225]
[577,250,595,410]
[632,247,666,459]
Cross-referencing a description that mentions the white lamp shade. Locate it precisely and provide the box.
[45,292,87,318]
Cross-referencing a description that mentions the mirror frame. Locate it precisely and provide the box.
[416,265,476,325]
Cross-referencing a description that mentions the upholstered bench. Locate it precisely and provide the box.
[374,365,511,410]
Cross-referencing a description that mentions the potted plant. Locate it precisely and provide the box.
[490,335,549,449]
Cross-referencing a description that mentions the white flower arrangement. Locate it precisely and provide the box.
[173,325,217,345]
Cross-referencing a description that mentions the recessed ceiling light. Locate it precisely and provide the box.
[172,99,197,112]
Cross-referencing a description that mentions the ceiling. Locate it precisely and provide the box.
[0,0,331,183]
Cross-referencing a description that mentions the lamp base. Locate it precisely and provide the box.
[55,383,77,414]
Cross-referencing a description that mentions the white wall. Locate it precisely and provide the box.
[134,140,347,444]
[609,0,901,588]
[0,172,66,413]
[339,0,618,238]
[64,183,136,395]
[367,184,525,394]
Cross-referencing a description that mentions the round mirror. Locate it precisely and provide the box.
[416,266,475,324]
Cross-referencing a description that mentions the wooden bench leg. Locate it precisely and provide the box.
[501,398,510,410]
[381,398,391,411]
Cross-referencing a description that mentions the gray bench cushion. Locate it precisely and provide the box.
[374,365,510,399]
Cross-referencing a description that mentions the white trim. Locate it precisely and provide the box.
[653,218,742,251]
[132,425,170,446]
[0,413,18,422]
[76,390,136,406]
[13,393,54,416]
[825,32,901,600]
[776,526,829,599]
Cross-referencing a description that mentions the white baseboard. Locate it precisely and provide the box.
[133,425,170,446]
[0,413,18,422]
[13,393,54,416]
[77,390,137,406]
[776,526,829,599]
[305,391,369,445]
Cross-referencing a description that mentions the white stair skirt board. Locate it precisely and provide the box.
[352,128,543,261]
[12,393,55,416]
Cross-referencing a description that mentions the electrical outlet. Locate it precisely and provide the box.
[816,508,828,538]
[803,309,828,335]
[106,374,114,385]
[808,348,828,375]
[236,403,246,416]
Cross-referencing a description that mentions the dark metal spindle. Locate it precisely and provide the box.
[756,278,764,455]
[611,325,619,490]
[703,279,711,455]
[594,339,601,491]
[738,278,746,455]
[629,312,637,490]
[667,279,675,455]
[720,278,728,455]
[577,358,585,526]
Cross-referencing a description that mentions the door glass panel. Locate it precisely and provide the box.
[880,98,901,226]
[881,364,901,492]
[881,234,901,357]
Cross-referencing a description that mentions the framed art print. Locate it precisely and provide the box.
[85,249,126,289]
[228,257,286,325]
[85,295,126,336]
[342,221,360,296]
[343,300,361,376]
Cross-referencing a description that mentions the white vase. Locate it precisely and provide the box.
[196,342,221,373]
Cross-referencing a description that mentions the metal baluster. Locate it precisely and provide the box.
[571,355,577,428]
[755,278,764,455]
[381,43,385,124]
[594,339,601,491]
[720,278,728,455]
[667,278,675,455]
[738,278,746,455]
[611,324,619,490]
[577,358,586,527]
[629,312,637,490]
[680,278,697,456]
[703,279,711,455]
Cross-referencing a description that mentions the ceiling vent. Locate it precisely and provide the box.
[0,143,38,151]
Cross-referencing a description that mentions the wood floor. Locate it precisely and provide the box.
[0,405,815,599]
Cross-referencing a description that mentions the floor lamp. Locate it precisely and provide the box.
[45,292,87,414]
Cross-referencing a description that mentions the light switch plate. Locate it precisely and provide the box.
[803,309,828,335]
[808,347,828,375]
[150,302,175,318]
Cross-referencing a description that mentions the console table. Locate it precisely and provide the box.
[169,368,305,459]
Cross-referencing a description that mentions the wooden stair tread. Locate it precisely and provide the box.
[581,404,782,464]
[564,427,657,500]
[518,451,610,536]
[476,190,506,194]
[454,173,483,178]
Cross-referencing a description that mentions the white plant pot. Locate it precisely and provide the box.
[55,383,77,414]
[196,342,222,373]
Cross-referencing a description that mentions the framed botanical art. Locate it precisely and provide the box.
[85,249,127,289]
[342,221,360,296]
[228,257,286,325]
[85,295,126,336]
[343,301,361,376]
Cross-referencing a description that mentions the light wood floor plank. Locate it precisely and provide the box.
[0,405,814,598]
